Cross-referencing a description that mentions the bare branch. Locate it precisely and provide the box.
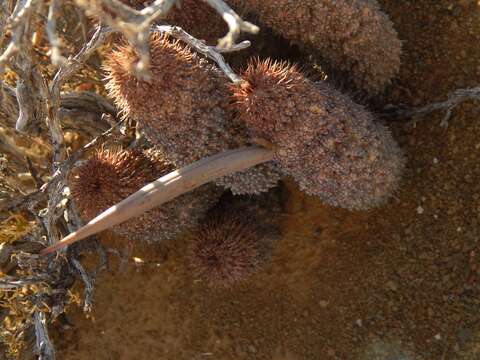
[75,0,257,79]
[155,25,248,83]
[76,0,177,78]
[47,25,112,166]
[202,0,259,48]
[34,311,55,360]
[0,116,125,215]
[0,0,39,74]
[0,274,49,290]
[390,87,480,127]
[70,258,95,313]
[46,0,68,67]
[14,77,34,132]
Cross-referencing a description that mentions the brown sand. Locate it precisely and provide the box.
[56,1,480,359]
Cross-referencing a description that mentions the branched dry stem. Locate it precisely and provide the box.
[155,24,249,83]
[46,24,112,167]
[202,0,259,48]
[0,0,39,73]
[391,87,480,127]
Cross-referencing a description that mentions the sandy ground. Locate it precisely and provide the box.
[55,1,480,359]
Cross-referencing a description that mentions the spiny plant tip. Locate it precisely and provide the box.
[69,154,120,221]
[69,146,171,222]
[103,33,200,121]
[189,212,265,288]
[230,58,306,140]
[233,58,304,97]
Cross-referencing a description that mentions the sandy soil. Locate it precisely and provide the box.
[55,1,480,359]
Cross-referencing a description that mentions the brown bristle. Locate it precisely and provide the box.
[231,59,306,139]
[69,147,162,222]
[232,59,405,210]
[189,211,265,288]
[104,33,282,195]
[69,147,222,242]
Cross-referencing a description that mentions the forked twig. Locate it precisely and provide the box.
[155,24,248,83]
[390,86,480,127]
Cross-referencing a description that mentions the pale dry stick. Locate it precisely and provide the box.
[70,257,95,313]
[393,86,480,127]
[34,311,55,360]
[46,0,68,67]
[43,25,113,248]
[0,0,39,73]
[203,0,259,48]
[0,274,50,290]
[155,25,248,83]
[47,25,112,166]
[40,147,274,255]
[1,83,114,132]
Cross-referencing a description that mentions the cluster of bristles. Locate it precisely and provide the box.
[188,210,267,288]
[71,0,406,287]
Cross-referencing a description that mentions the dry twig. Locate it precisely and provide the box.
[34,311,55,360]
[389,87,480,127]
[155,24,249,83]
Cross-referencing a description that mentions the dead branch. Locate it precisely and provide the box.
[389,87,480,127]
[0,0,39,74]
[69,258,95,313]
[46,25,111,166]
[0,117,125,215]
[202,0,259,48]
[76,0,177,78]
[1,84,115,136]
[155,24,249,83]
[46,0,67,67]
[34,311,55,360]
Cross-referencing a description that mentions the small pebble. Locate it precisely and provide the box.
[417,206,424,214]
[319,300,329,308]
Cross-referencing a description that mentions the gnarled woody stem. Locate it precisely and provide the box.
[40,147,274,255]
